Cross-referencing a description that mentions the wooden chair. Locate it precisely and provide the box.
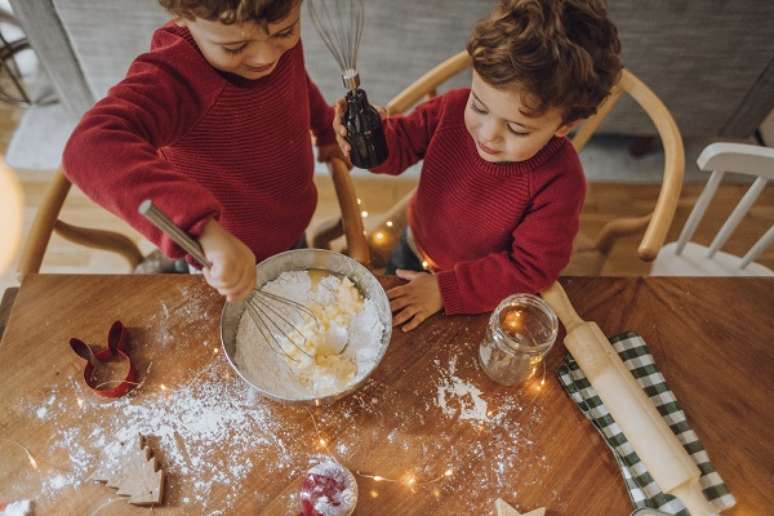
[16,159,368,279]
[651,142,774,276]
[312,51,685,274]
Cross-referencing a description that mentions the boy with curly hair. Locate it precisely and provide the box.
[64,0,340,301]
[335,0,623,330]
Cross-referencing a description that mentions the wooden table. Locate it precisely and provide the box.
[0,275,771,515]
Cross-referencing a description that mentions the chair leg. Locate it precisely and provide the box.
[311,216,344,250]
[53,220,143,269]
[593,213,652,255]
[326,157,371,265]
[17,168,71,280]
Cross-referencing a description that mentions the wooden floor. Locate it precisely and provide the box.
[2,99,773,293]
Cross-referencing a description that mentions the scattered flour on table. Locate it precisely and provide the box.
[18,296,565,514]
[428,350,560,512]
[26,363,304,512]
[0,500,33,516]
[435,355,489,421]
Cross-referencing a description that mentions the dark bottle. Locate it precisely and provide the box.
[343,88,388,169]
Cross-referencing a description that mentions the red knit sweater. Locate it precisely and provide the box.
[63,24,335,261]
[373,89,586,315]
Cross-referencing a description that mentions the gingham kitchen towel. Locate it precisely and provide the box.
[556,331,736,515]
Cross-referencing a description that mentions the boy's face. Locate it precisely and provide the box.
[178,4,302,80]
[464,71,578,163]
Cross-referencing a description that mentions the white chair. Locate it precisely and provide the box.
[652,142,774,276]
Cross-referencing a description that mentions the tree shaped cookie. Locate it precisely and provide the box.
[89,435,165,506]
[495,498,546,516]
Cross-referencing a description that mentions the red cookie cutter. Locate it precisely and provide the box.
[70,321,138,398]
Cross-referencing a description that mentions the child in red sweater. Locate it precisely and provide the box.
[63,0,341,302]
[335,0,622,330]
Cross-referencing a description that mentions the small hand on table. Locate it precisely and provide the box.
[387,269,443,332]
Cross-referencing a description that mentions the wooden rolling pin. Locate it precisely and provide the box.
[541,282,717,515]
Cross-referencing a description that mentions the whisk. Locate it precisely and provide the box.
[308,0,388,169]
[138,200,348,361]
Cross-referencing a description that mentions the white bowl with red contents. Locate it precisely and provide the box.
[299,457,358,516]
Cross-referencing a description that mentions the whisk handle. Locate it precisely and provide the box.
[138,199,212,268]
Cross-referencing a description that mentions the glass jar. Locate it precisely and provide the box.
[478,294,558,386]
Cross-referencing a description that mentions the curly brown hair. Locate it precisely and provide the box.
[467,0,622,122]
[158,0,300,24]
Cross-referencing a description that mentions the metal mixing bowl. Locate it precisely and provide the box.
[220,249,392,404]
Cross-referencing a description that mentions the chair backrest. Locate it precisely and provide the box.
[674,142,774,269]
[384,51,685,262]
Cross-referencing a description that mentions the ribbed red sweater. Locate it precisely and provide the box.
[63,24,335,261]
[373,89,586,315]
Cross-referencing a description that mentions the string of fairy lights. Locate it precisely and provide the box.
[2,198,550,504]
[2,358,548,508]
[356,197,430,270]
[303,361,548,500]
[305,404,455,498]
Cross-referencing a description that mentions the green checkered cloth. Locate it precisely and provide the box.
[556,331,736,515]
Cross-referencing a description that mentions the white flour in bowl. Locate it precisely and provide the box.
[234,271,384,398]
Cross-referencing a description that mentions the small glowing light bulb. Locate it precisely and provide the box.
[444,468,453,477]
[386,220,394,227]
[160,384,168,391]
[374,231,385,243]
[421,260,429,269]
[361,210,369,218]
[357,198,362,205]
[370,490,379,498]
[319,438,327,447]
[373,475,384,482]
[501,308,525,334]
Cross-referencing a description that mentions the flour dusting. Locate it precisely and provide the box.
[12,285,566,514]
[435,355,489,421]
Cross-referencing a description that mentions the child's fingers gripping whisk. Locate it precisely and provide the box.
[333,98,351,159]
[139,202,256,303]
[198,220,257,303]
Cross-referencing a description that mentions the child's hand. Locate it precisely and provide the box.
[332,98,388,164]
[333,98,351,160]
[387,269,443,332]
[317,142,351,169]
[198,219,256,303]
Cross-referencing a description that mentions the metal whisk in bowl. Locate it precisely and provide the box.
[308,0,388,169]
[221,249,392,404]
[138,200,342,360]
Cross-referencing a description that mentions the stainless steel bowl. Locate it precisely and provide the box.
[220,249,392,404]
